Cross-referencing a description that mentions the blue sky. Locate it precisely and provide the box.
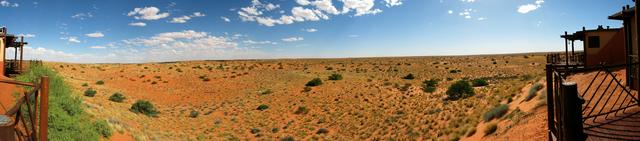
[0,0,635,63]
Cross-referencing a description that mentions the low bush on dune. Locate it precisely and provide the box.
[95,80,104,85]
[402,73,415,80]
[305,78,323,87]
[524,83,543,102]
[189,110,199,118]
[328,73,343,80]
[16,64,106,140]
[483,104,509,121]
[84,88,97,97]
[471,79,488,87]
[422,79,439,93]
[257,104,269,111]
[94,119,112,138]
[484,123,498,135]
[294,106,309,115]
[108,93,126,102]
[446,80,475,100]
[130,100,159,117]
[81,83,88,87]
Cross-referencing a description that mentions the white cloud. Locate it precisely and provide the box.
[281,37,304,42]
[129,22,147,27]
[0,0,18,7]
[170,12,206,23]
[348,34,359,38]
[71,12,93,20]
[17,34,35,38]
[127,7,170,20]
[61,36,81,43]
[460,0,475,3]
[384,0,403,7]
[89,46,106,49]
[243,40,277,45]
[448,10,453,14]
[340,0,382,16]
[221,16,231,22]
[517,0,544,14]
[459,8,474,19]
[477,17,486,21]
[304,28,318,32]
[238,0,397,26]
[85,32,104,38]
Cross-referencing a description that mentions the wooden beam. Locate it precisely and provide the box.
[39,76,49,141]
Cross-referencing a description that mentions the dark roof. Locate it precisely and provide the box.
[561,27,622,41]
[609,6,635,20]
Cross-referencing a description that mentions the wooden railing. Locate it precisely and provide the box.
[0,76,49,141]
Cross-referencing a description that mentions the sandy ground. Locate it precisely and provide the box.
[47,54,546,140]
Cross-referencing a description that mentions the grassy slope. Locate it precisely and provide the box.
[16,64,102,141]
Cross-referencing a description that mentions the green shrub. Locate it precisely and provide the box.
[328,73,343,80]
[305,78,323,87]
[95,80,104,85]
[81,83,88,87]
[483,104,509,121]
[294,106,309,115]
[16,64,102,140]
[446,80,475,100]
[130,100,159,117]
[422,79,439,93]
[402,73,415,80]
[108,93,126,102]
[471,79,488,87]
[257,104,269,111]
[484,123,498,135]
[189,110,199,118]
[84,88,97,97]
[524,83,543,102]
[94,119,112,138]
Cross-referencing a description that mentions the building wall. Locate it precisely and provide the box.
[0,37,4,76]
[584,30,627,66]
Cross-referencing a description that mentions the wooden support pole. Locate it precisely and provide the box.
[636,0,640,101]
[20,36,23,71]
[39,76,49,141]
[546,64,556,141]
[560,82,585,141]
[565,32,570,71]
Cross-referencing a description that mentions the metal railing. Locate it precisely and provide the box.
[546,63,640,141]
[0,75,49,141]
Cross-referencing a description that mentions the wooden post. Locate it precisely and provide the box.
[636,0,640,100]
[565,32,570,71]
[39,76,49,141]
[560,82,585,141]
[546,64,556,141]
[19,36,23,72]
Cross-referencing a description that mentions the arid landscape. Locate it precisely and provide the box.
[45,54,549,141]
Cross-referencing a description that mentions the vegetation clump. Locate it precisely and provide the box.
[402,73,415,80]
[189,110,199,118]
[16,64,104,140]
[95,80,104,85]
[446,80,475,100]
[305,78,323,87]
[471,78,489,87]
[422,79,439,93]
[84,88,97,97]
[328,73,343,80]
[525,83,543,102]
[108,93,126,102]
[130,100,159,117]
[257,104,269,111]
[484,123,498,135]
[483,104,509,121]
[94,119,112,138]
[294,106,309,115]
